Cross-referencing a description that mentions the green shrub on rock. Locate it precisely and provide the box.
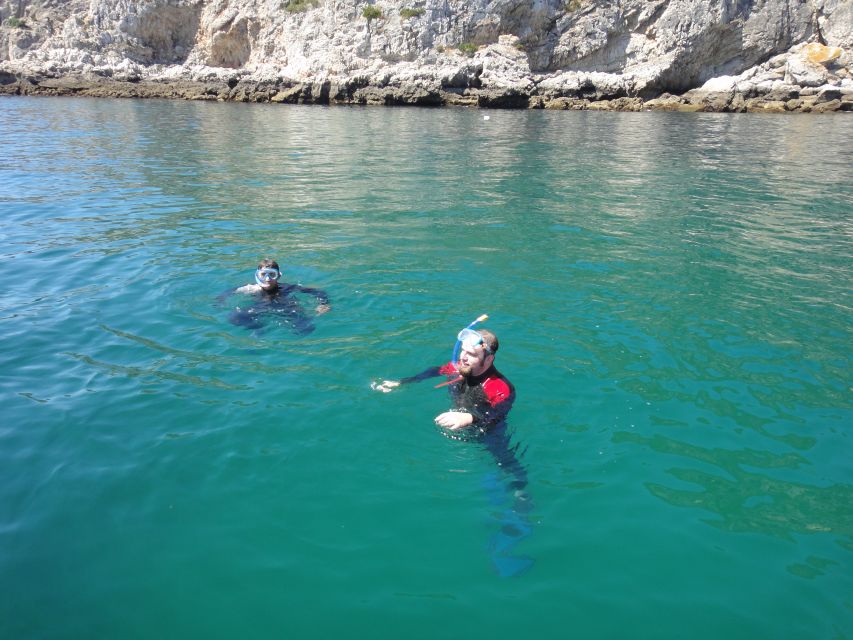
[362,5,383,21]
[400,8,425,19]
[458,42,478,57]
[282,0,320,13]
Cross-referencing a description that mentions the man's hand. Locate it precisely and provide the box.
[316,304,331,315]
[371,380,400,393]
[434,411,474,430]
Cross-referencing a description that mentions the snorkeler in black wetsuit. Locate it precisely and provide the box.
[374,324,533,576]
[221,259,331,336]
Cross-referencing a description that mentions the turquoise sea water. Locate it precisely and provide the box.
[1,96,851,639]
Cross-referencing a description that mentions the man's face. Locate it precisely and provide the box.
[457,344,492,378]
[259,278,279,291]
[256,268,281,291]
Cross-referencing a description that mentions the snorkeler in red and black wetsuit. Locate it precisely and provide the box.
[373,327,514,435]
[373,324,532,575]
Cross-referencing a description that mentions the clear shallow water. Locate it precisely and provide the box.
[1,97,851,638]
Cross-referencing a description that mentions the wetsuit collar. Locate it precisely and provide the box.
[464,364,497,385]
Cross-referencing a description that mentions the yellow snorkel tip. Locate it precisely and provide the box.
[476,314,489,323]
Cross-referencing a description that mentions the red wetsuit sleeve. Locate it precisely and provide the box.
[482,377,512,407]
[438,362,457,376]
[399,363,456,384]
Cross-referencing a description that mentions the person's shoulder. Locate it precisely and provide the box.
[235,283,261,294]
[482,373,513,405]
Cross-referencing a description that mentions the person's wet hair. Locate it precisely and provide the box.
[258,258,279,271]
[478,328,499,354]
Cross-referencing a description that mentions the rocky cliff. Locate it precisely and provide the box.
[1,0,851,111]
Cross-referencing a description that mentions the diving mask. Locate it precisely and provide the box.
[255,268,281,284]
[457,328,491,353]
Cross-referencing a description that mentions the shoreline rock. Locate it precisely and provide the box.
[3,66,850,113]
[1,1,851,113]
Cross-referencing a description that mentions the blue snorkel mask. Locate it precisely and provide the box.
[457,328,492,353]
[255,267,281,285]
[452,314,490,365]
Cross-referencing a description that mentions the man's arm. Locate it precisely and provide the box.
[296,285,331,313]
[217,284,260,304]
[372,364,453,393]
[216,286,239,304]
[438,378,515,431]
[235,283,261,294]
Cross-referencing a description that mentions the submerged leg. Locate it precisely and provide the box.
[481,423,535,577]
[288,312,316,336]
[484,423,532,511]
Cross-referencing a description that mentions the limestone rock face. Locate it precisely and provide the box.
[786,55,831,88]
[1,0,851,110]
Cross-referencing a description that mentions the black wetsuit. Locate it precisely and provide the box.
[222,283,329,335]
